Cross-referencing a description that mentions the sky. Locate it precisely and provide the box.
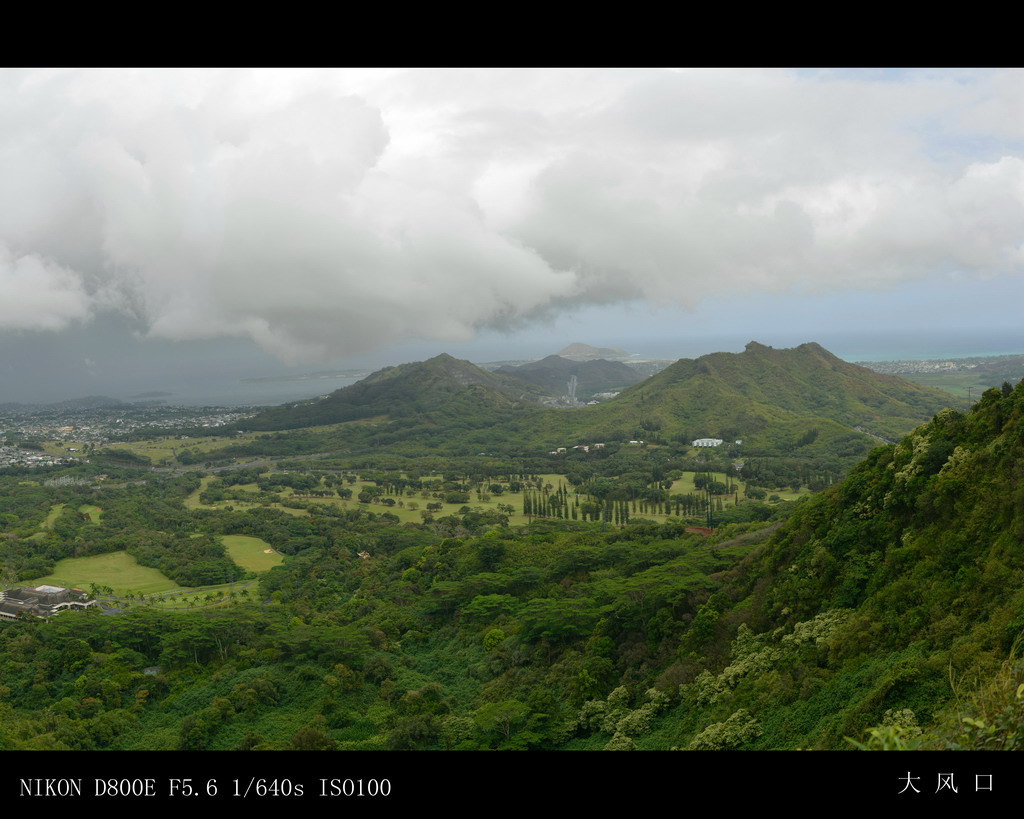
[1,68,1022,405]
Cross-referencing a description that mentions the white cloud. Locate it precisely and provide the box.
[0,243,92,330]
[0,68,1021,360]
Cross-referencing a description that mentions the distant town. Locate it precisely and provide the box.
[0,403,257,469]
[856,358,979,375]
[855,353,1023,375]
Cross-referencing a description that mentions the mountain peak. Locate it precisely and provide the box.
[558,342,628,360]
[239,352,548,430]
[610,340,960,451]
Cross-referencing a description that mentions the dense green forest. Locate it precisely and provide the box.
[3,378,1024,752]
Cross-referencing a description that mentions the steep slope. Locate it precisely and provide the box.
[240,354,547,431]
[636,341,956,427]
[229,343,960,458]
[545,341,962,453]
[653,380,1024,748]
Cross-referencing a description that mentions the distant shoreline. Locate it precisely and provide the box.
[851,350,1024,364]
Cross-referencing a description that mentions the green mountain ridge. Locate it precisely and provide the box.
[240,353,549,432]
[494,355,643,400]
[660,379,1024,749]
[498,341,963,458]
[234,343,961,460]
[615,340,960,435]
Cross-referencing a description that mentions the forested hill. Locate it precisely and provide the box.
[494,355,643,399]
[238,354,548,431]
[3,385,1024,752]
[220,342,962,459]
[503,341,964,460]
[664,379,1024,749]
[579,341,963,443]
[642,340,958,426]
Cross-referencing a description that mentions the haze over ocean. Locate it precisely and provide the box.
[627,331,1024,366]
[144,331,1023,407]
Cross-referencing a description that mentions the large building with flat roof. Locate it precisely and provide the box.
[0,585,96,620]
[692,438,724,448]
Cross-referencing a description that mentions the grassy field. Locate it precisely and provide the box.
[41,503,65,529]
[900,371,999,402]
[185,473,539,524]
[670,472,739,496]
[669,473,702,495]
[296,476,556,526]
[147,581,257,609]
[113,432,263,466]
[78,504,103,524]
[222,535,283,572]
[670,471,809,503]
[323,473,582,525]
[40,441,86,456]
[185,469,813,527]
[203,500,309,518]
[184,476,214,509]
[32,551,179,595]
[767,485,811,501]
[185,477,309,518]
[184,469,806,529]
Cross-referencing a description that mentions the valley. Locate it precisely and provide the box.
[1,342,1022,753]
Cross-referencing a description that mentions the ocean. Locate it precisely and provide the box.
[624,331,1024,366]
[132,331,1024,407]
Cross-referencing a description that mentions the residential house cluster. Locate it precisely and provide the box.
[548,442,606,455]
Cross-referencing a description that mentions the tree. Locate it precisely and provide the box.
[474,699,530,744]
[291,725,337,751]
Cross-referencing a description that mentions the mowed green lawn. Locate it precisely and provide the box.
[41,503,65,529]
[184,476,213,509]
[187,473,542,525]
[78,504,102,523]
[186,469,803,529]
[301,478,542,525]
[32,551,179,595]
[113,432,263,465]
[185,476,307,517]
[767,486,811,501]
[669,472,739,496]
[670,472,808,503]
[222,535,283,572]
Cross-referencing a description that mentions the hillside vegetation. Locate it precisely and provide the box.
[494,355,642,400]
[586,341,963,444]
[3,343,1015,754]
[1,380,1022,750]
[657,379,1024,749]
[242,354,547,431]
[224,344,959,461]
